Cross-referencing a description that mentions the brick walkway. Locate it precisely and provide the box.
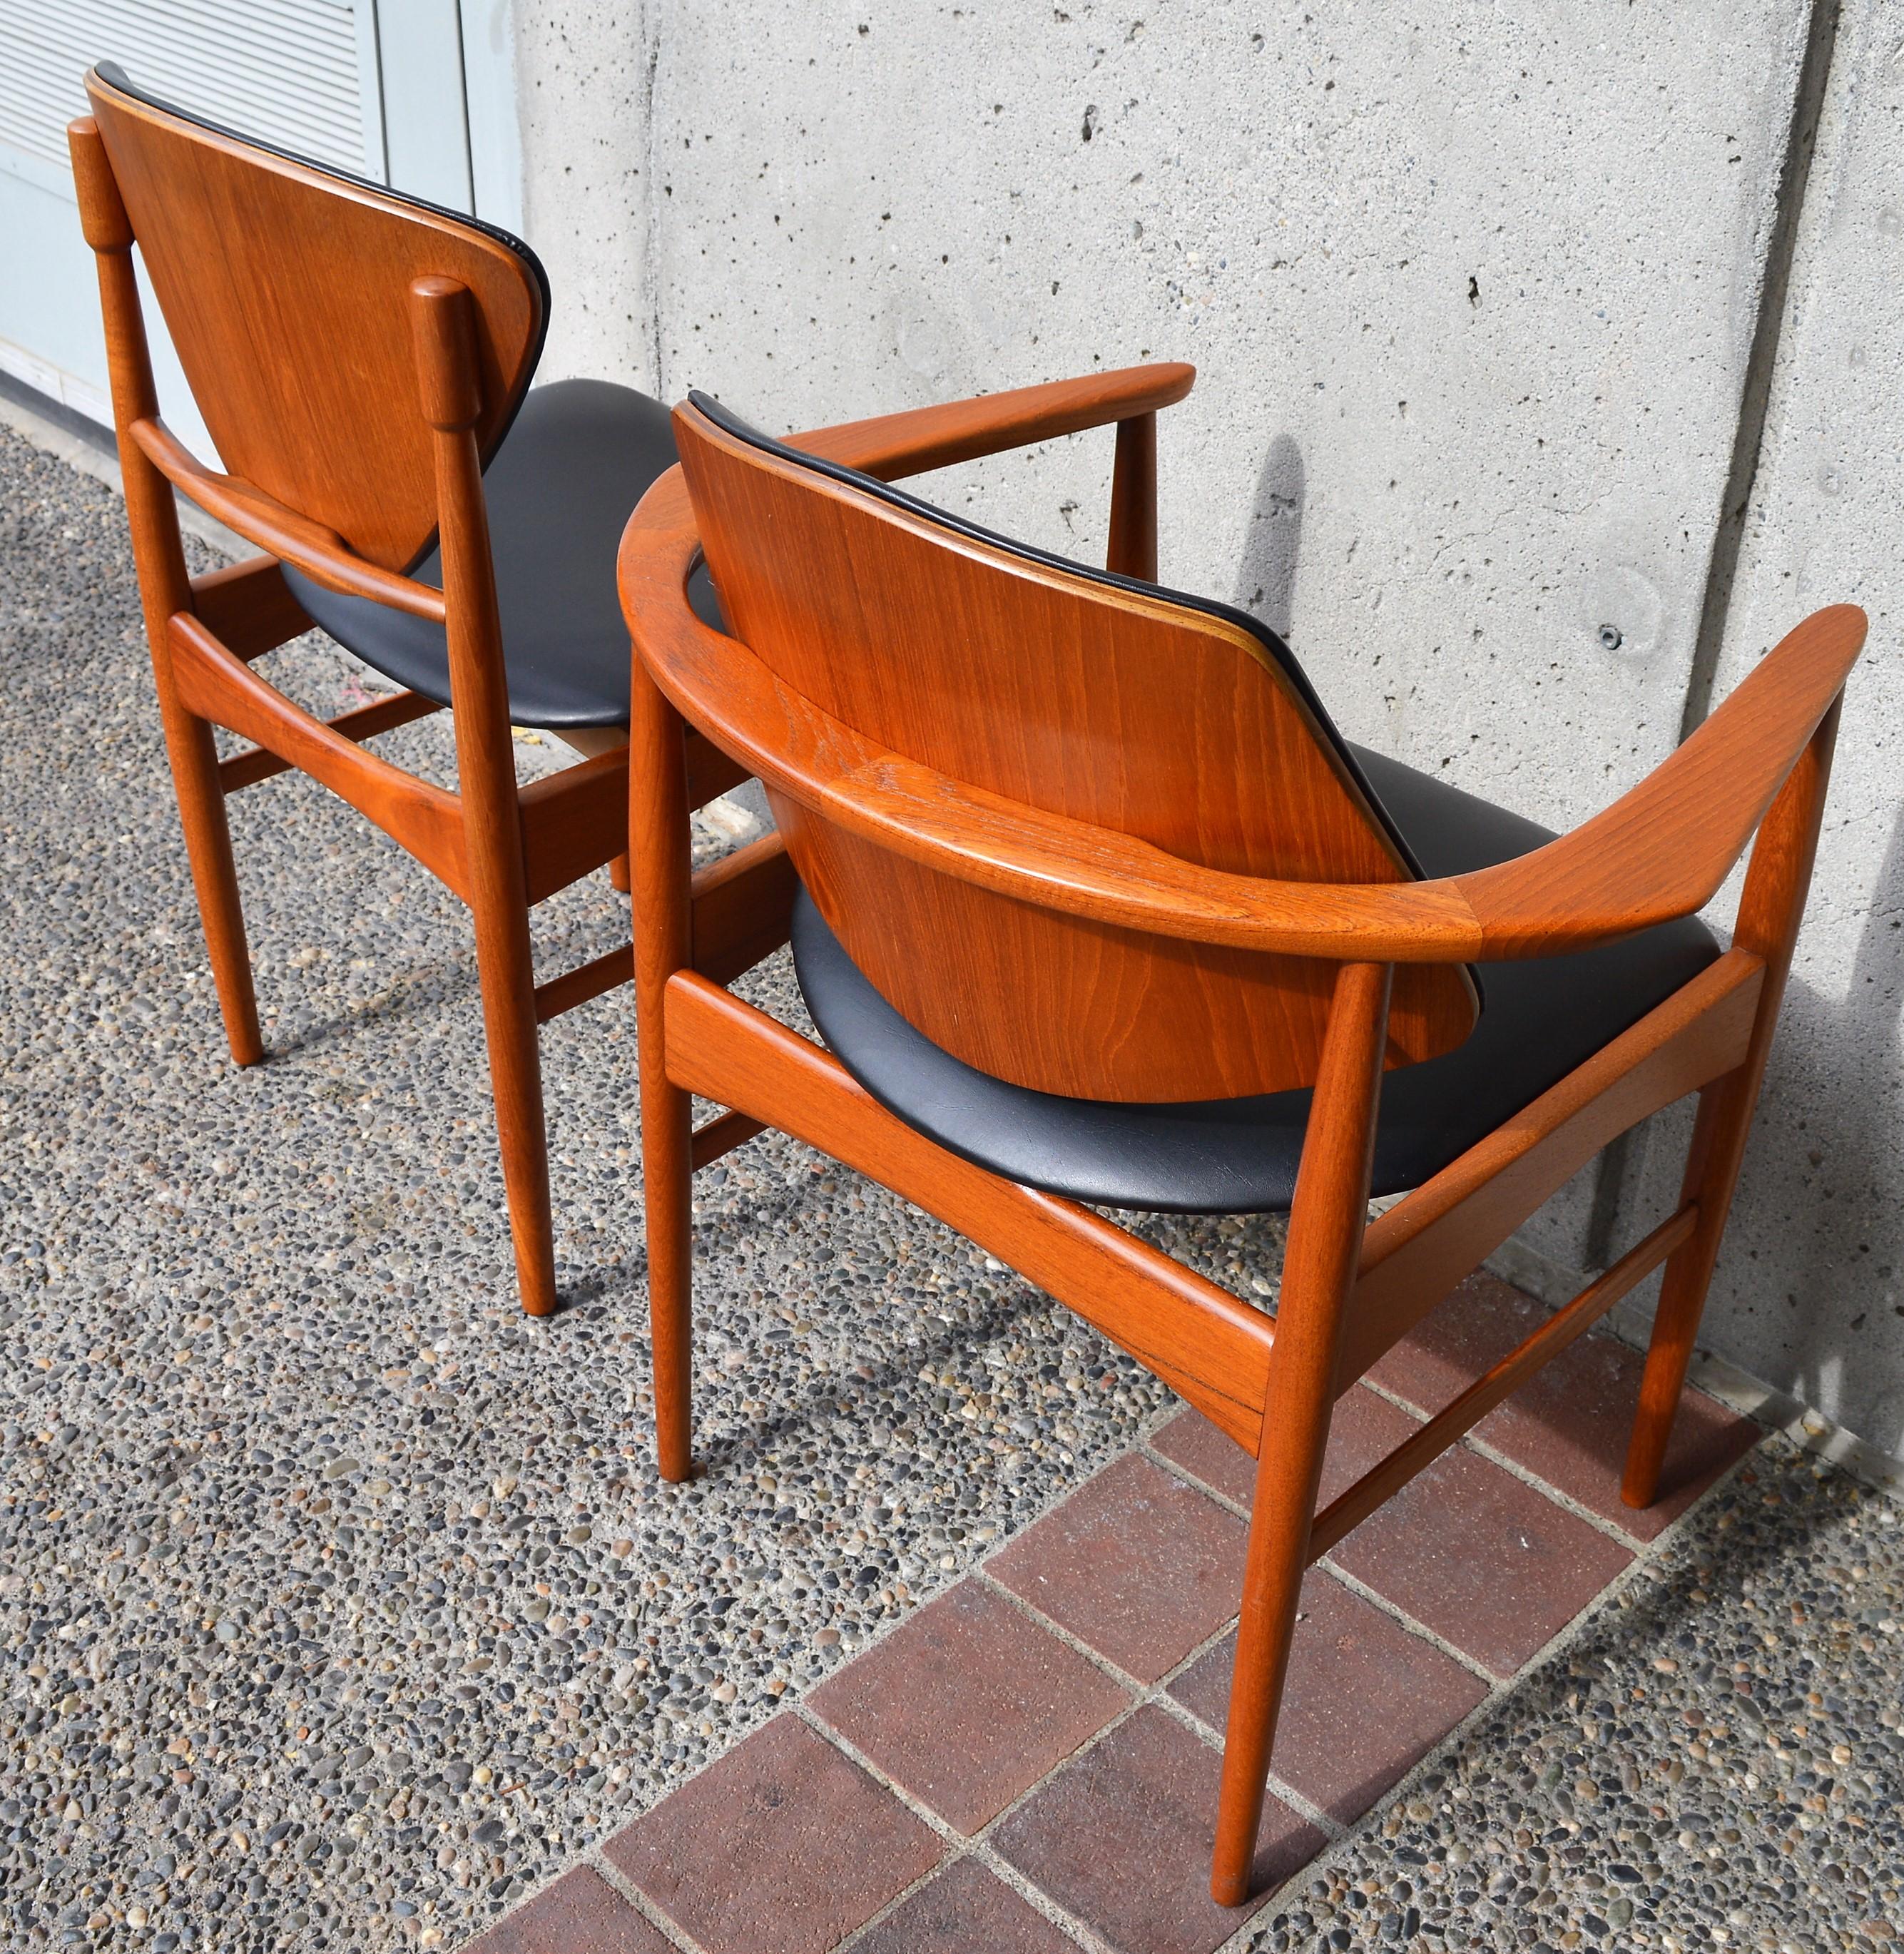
[464,1274,1758,1954]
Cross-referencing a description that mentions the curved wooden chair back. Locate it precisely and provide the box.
[82,61,546,572]
[673,397,1478,1101]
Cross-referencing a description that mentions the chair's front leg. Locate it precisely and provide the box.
[628,661,697,1481]
[1213,961,1390,1907]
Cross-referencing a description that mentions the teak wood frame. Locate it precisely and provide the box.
[616,363,1864,1905]
[66,98,755,1317]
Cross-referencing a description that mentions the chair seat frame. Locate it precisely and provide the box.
[617,364,1862,1903]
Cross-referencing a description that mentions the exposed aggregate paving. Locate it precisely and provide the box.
[0,423,1899,1953]
[1250,1440,1904,1954]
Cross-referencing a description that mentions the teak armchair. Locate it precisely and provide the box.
[69,65,753,1314]
[616,363,1863,1903]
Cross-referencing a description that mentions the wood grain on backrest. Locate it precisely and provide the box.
[84,63,546,573]
[673,397,1480,1103]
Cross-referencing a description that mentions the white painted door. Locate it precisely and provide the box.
[0,1,522,454]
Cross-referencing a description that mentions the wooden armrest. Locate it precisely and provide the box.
[131,417,447,624]
[1454,604,1865,955]
[622,362,1194,554]
[785,362,1196,482]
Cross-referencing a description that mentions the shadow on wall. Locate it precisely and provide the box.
[1717,800,1904,1452]
[1233,432,1304,639]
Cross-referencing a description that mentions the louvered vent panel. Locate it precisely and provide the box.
[0,0,369,178]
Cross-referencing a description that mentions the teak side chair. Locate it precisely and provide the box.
[617,363,1864,1905]
[68,64,760,1316]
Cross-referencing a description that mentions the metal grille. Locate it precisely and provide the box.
[0,0,370,177]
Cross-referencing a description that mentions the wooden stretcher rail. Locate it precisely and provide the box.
[218,688,443,793]
[662,969,1278,1449]
[1339,950,1763,1385]
[168,612,469,897]
[531,835,792,1025]
[533,944,633,1024]
[691,1110,766,1170]
[1310,1203,1700,1559]
[519,747,628,905]
[690,832,796,987]
[188,556,313,662]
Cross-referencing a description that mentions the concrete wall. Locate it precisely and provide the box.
[514,0,662,391]
[514,0,1904,1461]
[1612,0,1904,1460]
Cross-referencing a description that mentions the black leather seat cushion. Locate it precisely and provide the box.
[283,377,718,730]
[792,746,1720,1213]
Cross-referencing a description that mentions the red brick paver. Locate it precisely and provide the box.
[1151,1381,1409,1515]
[808,1577,1129,1833]
[852,1855,1084,1953]
[1368,1273,1758,1537]
[603,1714,941,1954]
[988,1452,1247,1681]
[464,1866,671,1954]
[1328,1443,1634,1676]
[990,1705,1325,1954]
[1166,1567,1487,1820]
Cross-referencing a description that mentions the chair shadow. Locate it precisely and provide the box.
[258,958,479,1062]
[544,1151,1112,1479]
[1233,431,1305,638]
[1735,799,1904,1440]
[1307,1432,1859,1838]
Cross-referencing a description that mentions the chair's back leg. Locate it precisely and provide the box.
[627,657,696,1481]
[1212,961,1391,1908]
[1623,699,1843,1508]
[413,278,556,1318]
[71,121,263,1067]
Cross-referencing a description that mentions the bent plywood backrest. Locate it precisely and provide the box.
[673,397,1480,1103]
[83,62,547,573]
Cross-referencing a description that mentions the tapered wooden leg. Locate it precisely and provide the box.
[1623,701,1841,1510]
[163,704,263,1067]
[73,142,263,1070]
[410,280,559,1319]
[1214,1354,1336,1903]
[609,853,631,893]
[1213,962,1390,1907]
[642,1052,695,1481]
[628,659,696,1480]
[1622,1077,1752,1507]
[469,883,557,1318]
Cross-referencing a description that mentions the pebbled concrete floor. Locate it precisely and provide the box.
[0,419,1899,1954]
